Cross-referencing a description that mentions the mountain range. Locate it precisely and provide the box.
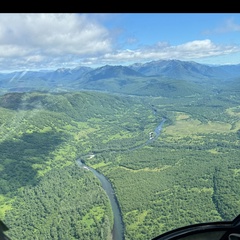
[0,59,239,96]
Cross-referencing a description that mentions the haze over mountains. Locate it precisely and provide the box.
[0,59,239,96]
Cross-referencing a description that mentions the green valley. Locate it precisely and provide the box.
[0,88,239,240]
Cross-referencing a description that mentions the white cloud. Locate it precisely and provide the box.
[0,13,240,71]
[0,13,112,57]
[90,39,240,66]
[177,39,214,51]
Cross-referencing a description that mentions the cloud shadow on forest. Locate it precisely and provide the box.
[0,130,68,195]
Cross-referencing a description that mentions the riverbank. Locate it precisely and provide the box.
[76,117,166,240]
[77,159,125,240]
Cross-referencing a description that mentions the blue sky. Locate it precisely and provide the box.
[0,13,240,72]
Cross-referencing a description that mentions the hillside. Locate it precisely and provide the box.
[0,91,146,240]
[0,60,240,96]
[0,89,239,240]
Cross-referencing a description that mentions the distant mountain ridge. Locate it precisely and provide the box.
[80,65,144,82]
[128,59,240,80]
[0,59,239,96]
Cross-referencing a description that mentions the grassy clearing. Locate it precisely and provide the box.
[0,195,13,219]
[74,122,99,140]
[234,121,240,129]
[188,187,213,194]
[232,169,240,176]
[103,130,135,142]
[175,112,190,120]
[91,161,111,169]
[119,165,171,172]
[207,149,221,154]
[226,106,240,117]
[165,117,232,136]
[81,206,104,227]
[126,210,148,232]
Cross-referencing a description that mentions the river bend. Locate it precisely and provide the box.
[77,118,166,240]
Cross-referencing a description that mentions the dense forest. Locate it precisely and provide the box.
[0,86,239,239]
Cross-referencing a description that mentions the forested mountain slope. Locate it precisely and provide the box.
[0,88,239,240]
[0,60,240,97]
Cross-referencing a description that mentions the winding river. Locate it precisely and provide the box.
[77,159,125,240]
[76,117,166,240]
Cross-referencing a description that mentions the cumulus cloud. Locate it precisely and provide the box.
[0,13,112,70]
[0,13,240,71]
[92,39,240,66]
